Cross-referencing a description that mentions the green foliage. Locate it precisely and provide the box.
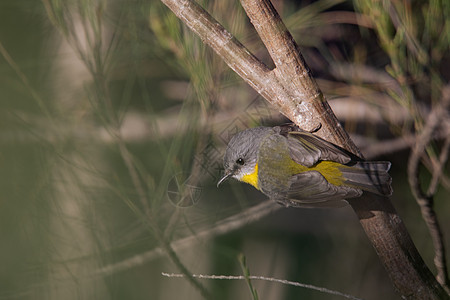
[354,0,449,120]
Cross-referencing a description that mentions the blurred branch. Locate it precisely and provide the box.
[407,86,450,293]
[0,41,52,120]
[117,134,212,299]
[329,63,405,97]
[158,0,450,298]
[355,128,450,161]
[319,11,373,28]
[98,200,279,276]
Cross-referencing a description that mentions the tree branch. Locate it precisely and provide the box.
[407,86,450,294]
[158,0,449,298]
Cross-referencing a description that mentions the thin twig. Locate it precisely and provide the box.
[427,136,450,197]
[162,272,364,300]
[407,86,450,293]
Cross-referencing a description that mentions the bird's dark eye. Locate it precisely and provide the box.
[236,158,244,165]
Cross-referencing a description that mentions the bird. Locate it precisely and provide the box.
[217,124,392,208]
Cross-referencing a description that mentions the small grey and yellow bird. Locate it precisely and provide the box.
[217,124,392,207]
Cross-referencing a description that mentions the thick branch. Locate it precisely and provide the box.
[158,0,449,298]
[160,0,352,147]
[161,0,295,125]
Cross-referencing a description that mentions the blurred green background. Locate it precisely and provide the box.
[0,0,449,299]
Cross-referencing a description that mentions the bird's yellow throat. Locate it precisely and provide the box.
[240,163,259,189]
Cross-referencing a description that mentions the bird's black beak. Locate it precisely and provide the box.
[217,170,233,188]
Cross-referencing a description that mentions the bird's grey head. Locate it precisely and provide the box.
[217,127,273,187]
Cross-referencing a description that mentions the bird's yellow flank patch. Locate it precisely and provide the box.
[240,163,259,189]
[288,160,345,186]
[312,161,345,186]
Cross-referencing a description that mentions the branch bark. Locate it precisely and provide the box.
[158,0,450,298]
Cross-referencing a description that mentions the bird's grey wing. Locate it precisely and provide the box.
[276,171,362,208]
[285,131,353,167]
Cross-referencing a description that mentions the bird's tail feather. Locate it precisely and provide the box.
[340,161,393,196]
